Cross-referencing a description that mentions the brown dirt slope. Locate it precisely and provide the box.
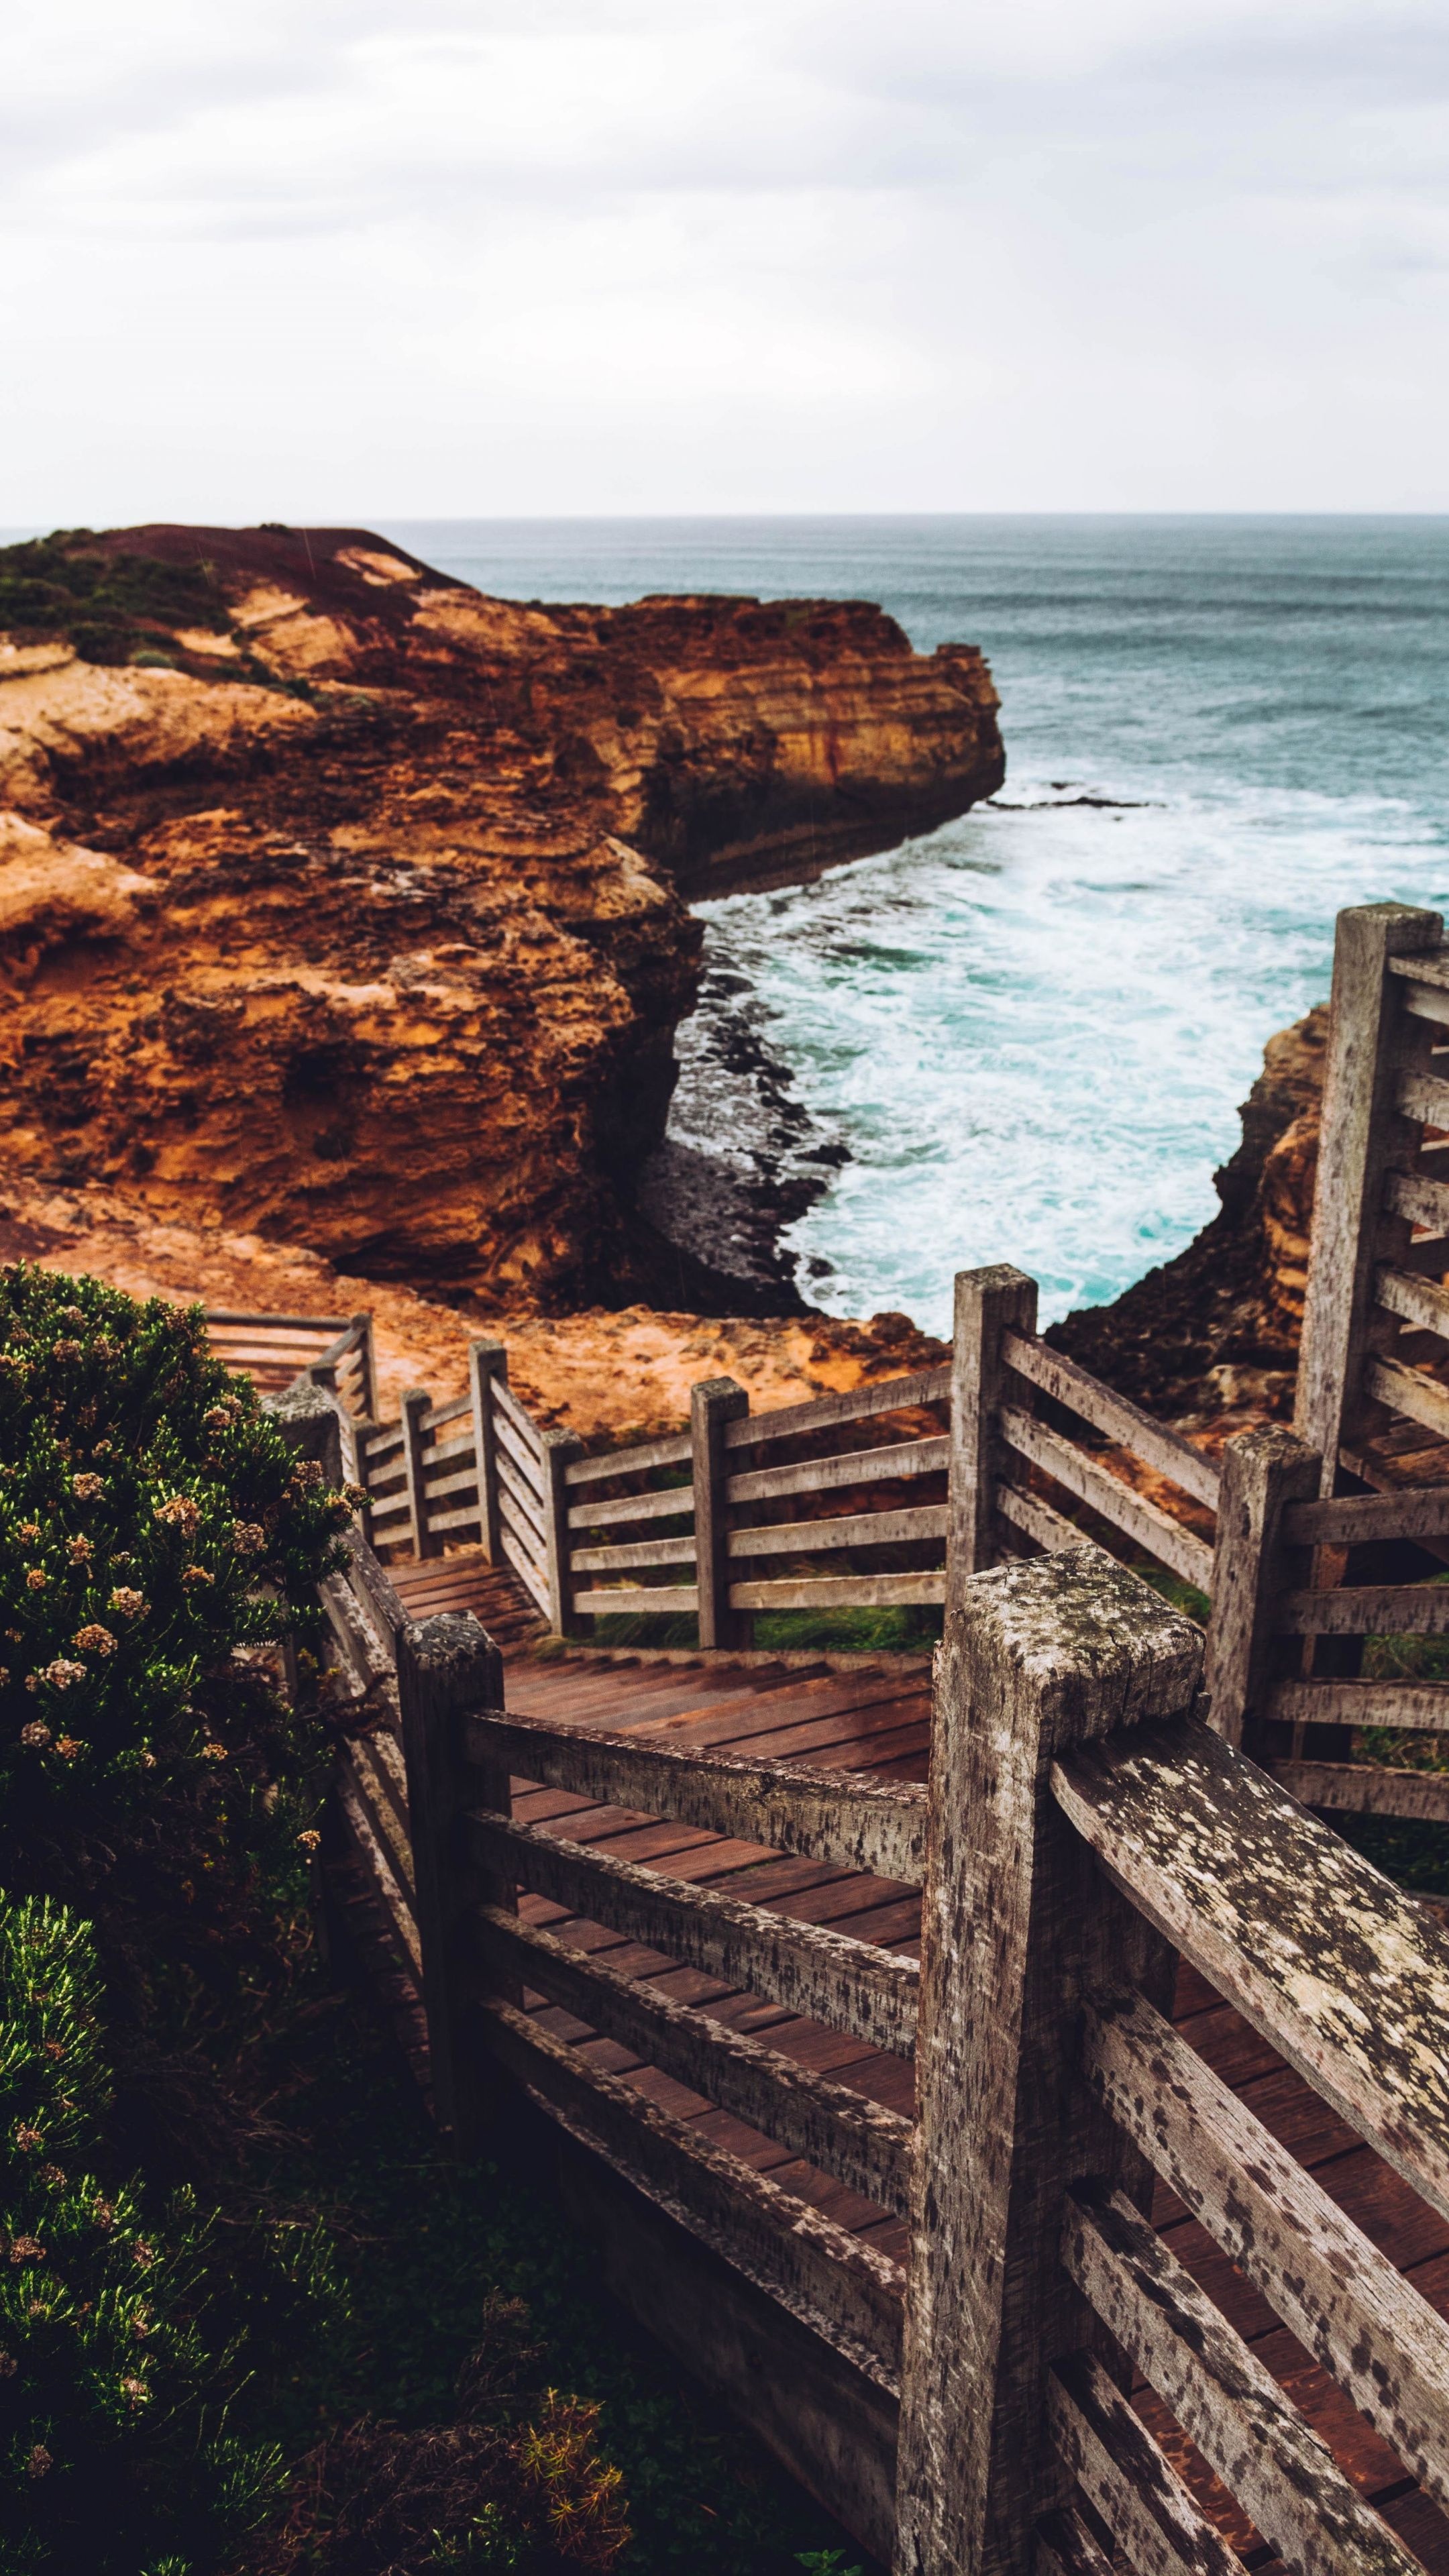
[0,525,1002,1311]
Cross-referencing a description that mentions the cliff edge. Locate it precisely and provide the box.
[0,525,1002,1309]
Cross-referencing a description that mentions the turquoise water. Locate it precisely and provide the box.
[398,519,1448,1330]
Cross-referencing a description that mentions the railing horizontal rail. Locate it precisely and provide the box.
[491,1375,545,1452]
[1269,1677,1449,1727]
[1046,2349,1240,2576]
[428,1503,484,1537]
[727,1436,949,1509]
[1052,1713,1449,2225]
[570,1533,698,1574]
[727,1504,947,1560]
[474,1905,913,2214]
[421,1393,472,1434]
[722,1366,951,1451]
[465,1811,920,2057]
[1282,1485,1449,1546]
[1061,2180,1416,2576]
[1366,1354,1449,1443]
[1395,1067,1449,1127]
[1277,1579,1449,1635]
[729,1572,945,1612]
[1000,1406,1214,1591]
[207,1307,348,1332]
[461,1708,928,1885]
[496,1451,547,1540]
[567,1485,693,1533]
[1000,1329,1222,1511]
[1084,1986,1449,2518]
[493,1407,547,1495]
[572,1584,700,1617]
[423,1466,481,1505]
[421,1432,476,1472]
[996,1481,1085,1557]
[1377,1263,1449,1340]
[1273,1759,1449,1821]
[1385,1169,1449,1232]
[500,1527,550,1617]
[565,1430,694,1487]
[478,1994,905,2385]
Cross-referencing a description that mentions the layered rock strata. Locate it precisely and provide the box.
[0,525,1002,1309]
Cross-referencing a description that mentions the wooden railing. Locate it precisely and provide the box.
[207,1307,375,1419]
[333,1531,1449,2572]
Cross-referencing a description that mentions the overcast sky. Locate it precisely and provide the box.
[3,0,1446,522]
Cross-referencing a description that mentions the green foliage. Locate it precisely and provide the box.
[0,1267,352,2010]
[0,1890,323,2574]
[0,535,229,667]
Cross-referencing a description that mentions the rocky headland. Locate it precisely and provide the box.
[0,523,1002,1317]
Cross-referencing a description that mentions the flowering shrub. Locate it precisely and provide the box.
[0,1267,355,2002]
[0,1890,300,2573]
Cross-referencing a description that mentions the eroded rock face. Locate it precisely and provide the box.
[0,525,1003,1307]
[1052,1006,1328,1439]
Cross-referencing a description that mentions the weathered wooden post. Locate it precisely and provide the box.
[1294,900,1442,1493]
[540,1427,584,1637]
[396,1610,504,2154]
[468,1339,509,1564]
[946,1264,1039,1612]
[893,1546,1203,2576]
[692,1375,749,1650]
[399,1385,441,1561]
[350,1311,378,1425]
[1203,1422,1319,1750]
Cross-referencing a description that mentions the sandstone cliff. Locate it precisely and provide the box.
[0,525,1002,1309]
[1052,1006,1328,1440]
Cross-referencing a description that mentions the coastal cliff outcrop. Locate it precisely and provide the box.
[1052,1006,1328,1438]
[0,525,1002,1307]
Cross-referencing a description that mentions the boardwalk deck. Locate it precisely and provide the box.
[378,1555,1449,2573]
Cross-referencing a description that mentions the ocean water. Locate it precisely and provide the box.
[396,520,1445,1330]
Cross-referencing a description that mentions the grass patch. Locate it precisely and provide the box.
[0,533,230,665]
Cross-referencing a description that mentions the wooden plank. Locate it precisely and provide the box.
[568,1483,694,1533]
[207,1305,347,1332]
[468,1340,508,1566]
[423,1466,482,1504]
[729,1572,946,1611]
[566,1429,694,1488]
[892,1547,1202,2576]
[1284,1483,1449,1545]
[995,1478,1085,1556]
[498,1487,549,1582]
[337,1769,421,1977]
[496,1447,547,1540]
[727,1436,949,1510]
[1035,2508,1117,2576]
[1295,904,1444,1484]
[541,1429,583,1635]
[949,1265,1040,1591]
[1062,2179,1420,2576]
[464,1811,920,2057]
[426,1502,484,1537]
[1052,1709,1449,2228]
[345,1739,416,1896]
[1397,1067,1449,1127]
[492,1405,546,1496]
[421,1393,472,1436]
[570,1533,698,1574]
[399,1387,439,1561]
[1385,1169,1449,1234]
[1000,1405,1216,1591]
[364,1424,405,1464]
[461,1707,928,1885]
[1277,1578,1449,1635]
[723,1364,950,1451]
[1000,1328,1222,1511]
[572,1585,700,1616]
[1390,949,1449,991]
[500,1527,551,1618]
[1204,1424,1319,1748]
[421,1432,476,1473]
[483,1996,904,2387]
[1377,1263,1449,1342]
[727,1503,947,1560]
[1273,1760,1449,1821]
[474,1906,912,2213]
[1046,2348,1243,2576]
[1269,1677,1449,1728]
[1366,1354,1449,1443]
[1084,1986,1449,2519]
[491,1371,545,1453]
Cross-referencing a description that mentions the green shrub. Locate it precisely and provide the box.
[0,1890,318,2574]
[0,535,229,667]
[0,1268,353,2018]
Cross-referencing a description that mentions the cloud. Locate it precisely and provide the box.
[1,0,1446,517]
